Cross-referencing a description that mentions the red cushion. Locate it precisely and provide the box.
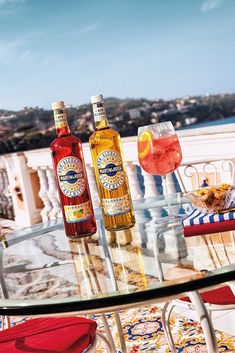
[181,286,235,305]
[0,317,97,353]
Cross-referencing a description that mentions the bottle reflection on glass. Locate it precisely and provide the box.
[106,227,148,292]
[68,237,107,298]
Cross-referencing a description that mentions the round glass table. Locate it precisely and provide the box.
[0,193,234,317]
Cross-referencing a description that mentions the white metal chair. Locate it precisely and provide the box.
[175,158,235,193]
[161,283,235,353]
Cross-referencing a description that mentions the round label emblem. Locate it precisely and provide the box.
[97,150,125,190]
[57,156,85,197]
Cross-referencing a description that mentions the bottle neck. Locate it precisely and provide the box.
[92,102,109,130]
[95,117,109,130]
[53,109,71,136]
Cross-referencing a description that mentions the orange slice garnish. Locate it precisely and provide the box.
[138,130,153,159]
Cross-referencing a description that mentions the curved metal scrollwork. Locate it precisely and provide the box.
[203,162,218,185]
[221,160,235,184]
[184,164,199,189]
[180,159,235,191]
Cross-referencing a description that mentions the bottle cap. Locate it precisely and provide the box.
[90,95,104,104]
[51,101,65,110]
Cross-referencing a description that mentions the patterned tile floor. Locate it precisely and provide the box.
[93,305,235,352]
[4,304,234,353]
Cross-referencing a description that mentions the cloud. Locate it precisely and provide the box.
[73,23,98,36]
[0,0,23,6]
[0,32,45,65]
[0,39,27,64]
[201,0,223,12]
[23,31,46,40]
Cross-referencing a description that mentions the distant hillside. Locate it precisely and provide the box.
[1,93,235,154]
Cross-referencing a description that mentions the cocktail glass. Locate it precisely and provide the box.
[138,121,182,221]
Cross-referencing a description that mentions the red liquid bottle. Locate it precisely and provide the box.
[50,101,97,238]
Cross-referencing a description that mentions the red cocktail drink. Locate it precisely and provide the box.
[138,122,183,221]
[138,134,182,175]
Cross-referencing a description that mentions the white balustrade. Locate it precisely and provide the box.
[0,160,12,220]
[0,123,235,226]
[0,169,10,218]
[37,168,52,222]
[141,170,160,198]
[1,153,41,226]
[125,162,143,200]
[3,170,14,220]
[85,164,100,208]
[0,156,15,220]
[162,174,177,195]
[0,170,5,215]
[46,168,62,220]
[25,149,57,222]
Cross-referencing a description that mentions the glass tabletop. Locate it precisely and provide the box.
[0,193,235,316]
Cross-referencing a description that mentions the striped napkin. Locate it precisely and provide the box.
[183,207,235,237]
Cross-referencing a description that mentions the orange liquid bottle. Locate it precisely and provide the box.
[89,95,135,231]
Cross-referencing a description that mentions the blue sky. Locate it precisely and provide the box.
[0,0,235,110]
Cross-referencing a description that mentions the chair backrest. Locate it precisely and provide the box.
[175,159,235,192]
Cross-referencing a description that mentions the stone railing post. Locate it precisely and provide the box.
[0,157,14,220]
[46,168,62,219]
[3,153,42,226]
[142,170,160,198]
[162,173,177,195]
[0,169,8,218]
[36,167,52,222]
[86,164,100,209]
[2,169,14,220]
[125,162,143,200]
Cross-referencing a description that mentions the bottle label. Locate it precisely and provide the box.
[102,194,131,216]
[93,104,107,122]
[64,201,93,223]
[54,112,68,129]
[97,150,125,190]
[57,156,86,197]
